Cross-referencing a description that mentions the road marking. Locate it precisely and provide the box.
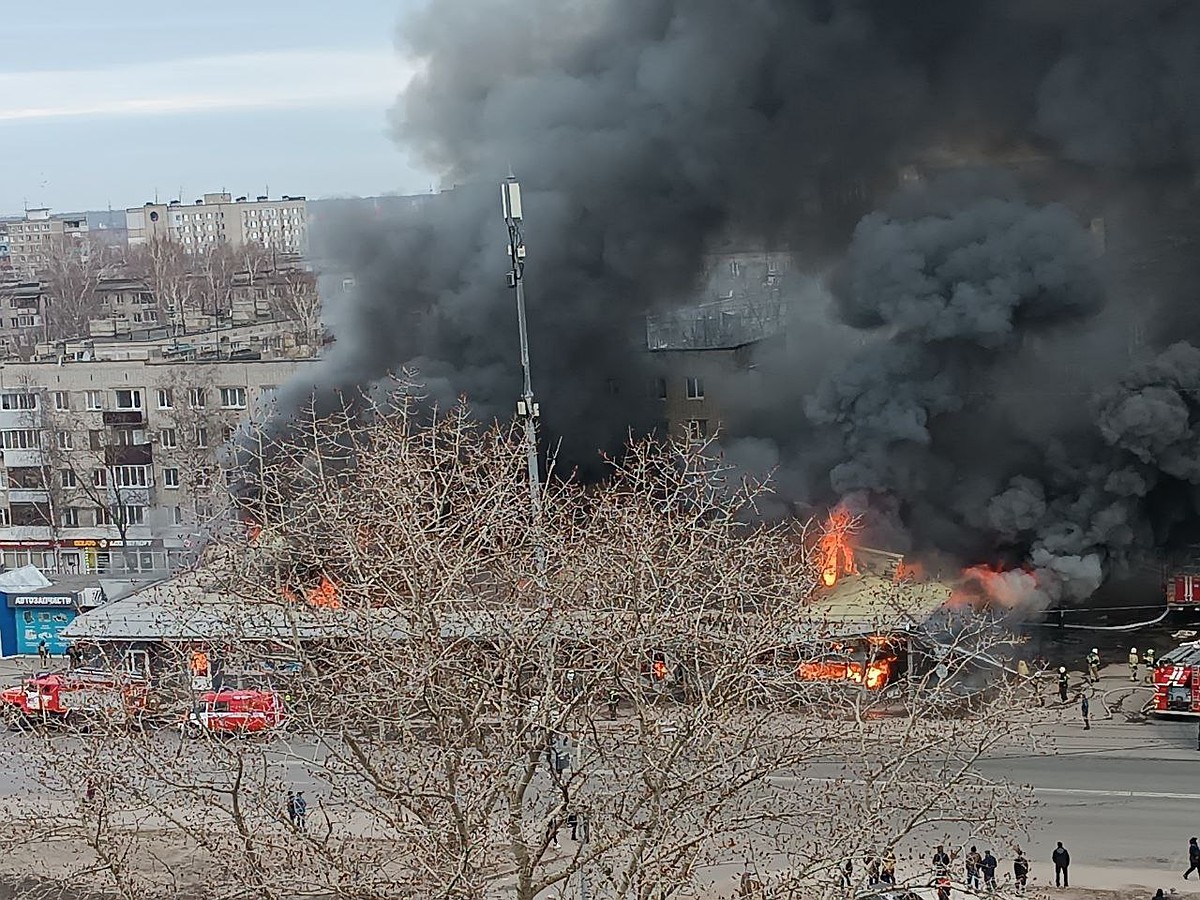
[1036,787,1200,801]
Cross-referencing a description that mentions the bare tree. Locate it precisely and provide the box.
[13,385,1035,900]
[40,236,117,340]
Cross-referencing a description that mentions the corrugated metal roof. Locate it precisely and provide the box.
[801,573,954,636]
[0,566,52,592]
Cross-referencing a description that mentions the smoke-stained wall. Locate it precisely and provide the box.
[294,0,1200,603]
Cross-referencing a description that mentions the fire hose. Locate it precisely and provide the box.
[1038,605,1171,632]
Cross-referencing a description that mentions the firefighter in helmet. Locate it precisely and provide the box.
[1129,647,1140,682]
[1087,648,1101,683]
[1058,666,1069,702]
[1144,648,1156,682]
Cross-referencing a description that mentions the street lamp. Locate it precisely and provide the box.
[502,176,545,578]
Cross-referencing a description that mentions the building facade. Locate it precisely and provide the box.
[0,281,47,357]
[4,209,89,279]
[126,193,308,255]
[0,356,314,576]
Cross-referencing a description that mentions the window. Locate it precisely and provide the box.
[0,392,36,411]
[114,466,149,488]
[194,426,208,448]
[60,469,77,488]
[260,385,277,402]
[159,428,177,449]
[114,389,142,410]
[92,468,108,487]
[686,419,709,441]
[85,390,103,411]
[94,506,114,526]
[189,387,207,408]
[219,387,247,409]
[163,468,180,489]
[0,507,9,526]
[156,388,173,409]
[115,428,146,447]
[61,508,79,528]
[53,391,69,411]
[172,506,184,526]
[222,425,235,442]
[0,430,39,450]
[685,377,704,400]
[119,505,146,526]
[55,431,72,450]
[88,430,104,451]
[653,377,667,400]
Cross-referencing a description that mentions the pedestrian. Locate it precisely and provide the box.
[607,689,619,719]
[37,640,48,667]
[1053,841,1070,887]
[294,791,307,831]
[1088,648,1101,683]
[1185,836,1200,879]
[285,790,297,827]
[933,844,951,878]
[841,859,853,887]
[982,849,998,891]
[1145,647,1156,677]
[1129,647,1140,682]
[85,779,97,803]
[867,857,881,885]
[1081,694,1091,730]
[1014,850,1029,894]
[881,851,896,885]
[966,845,983,890]
[936,874,952,900]
[567,811,579,841]
[1058,667,1070,702]
[545,815,561,851]
[1017,659,1030,680]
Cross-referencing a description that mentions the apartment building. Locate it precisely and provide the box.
[0,281,46,357]
[0,356,314,576]
[126,192,308,255]
[0,220,11,272]
[4,209,89,278]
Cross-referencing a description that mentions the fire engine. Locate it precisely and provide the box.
[1149,642,1200,716]
[0,668,154,728]
[180,688,285,737]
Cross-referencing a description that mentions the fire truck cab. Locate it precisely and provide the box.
[1150,642,1200,716]
[181,688,285,738]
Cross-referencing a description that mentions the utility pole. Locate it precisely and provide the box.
[502,176,546,579]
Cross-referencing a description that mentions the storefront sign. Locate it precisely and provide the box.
[7,594,78,608]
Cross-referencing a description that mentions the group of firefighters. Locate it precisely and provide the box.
[1050,646,1158,702]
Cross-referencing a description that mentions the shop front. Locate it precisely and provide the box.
[8,592,80,656]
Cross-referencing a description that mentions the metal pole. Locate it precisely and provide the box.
[502,176,546,579]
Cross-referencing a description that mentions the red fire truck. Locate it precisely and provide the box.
[180,689,285,737]
[0,668,155,728]
[1149,642,1200,716]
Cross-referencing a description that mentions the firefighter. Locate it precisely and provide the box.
[1058,666,1070,702]
[1144,647,1156,682]
[1087,648,1101,683]
[1129,647,1140,682]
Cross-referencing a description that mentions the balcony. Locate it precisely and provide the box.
[104,444,153,466]
[103,410,145,427]
[7,488,49,505]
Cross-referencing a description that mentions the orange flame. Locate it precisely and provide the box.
[306,575,341,609]
[796,656,897,690]
[817,507,856,587]
[956,564,1039,610]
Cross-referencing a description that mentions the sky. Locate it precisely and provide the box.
[0,1,432,214]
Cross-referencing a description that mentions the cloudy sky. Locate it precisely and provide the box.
[0,1,430,214]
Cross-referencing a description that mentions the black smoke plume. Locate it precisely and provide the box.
[284,0,1200,605]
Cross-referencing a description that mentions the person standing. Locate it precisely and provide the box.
[1088,648,1101,683]
[933,845,951,878]
[1081,694,1091,730]
[1013,850,1030,894]
[982,849,998,891]
[1058,667,1070,702]
[294,791,307,832]
[1129,647,1140,682]
[966,846,982,890]
[285,790,297,827]
[1185,836,1200,879]
[881,851,896,885]
[1144,648,1156,680]
[37,640,49,667]
[1053,841,1071,887]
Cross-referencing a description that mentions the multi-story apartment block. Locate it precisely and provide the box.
[0,356,314,576]
[0,281,47,357]
[4,209,89,278]
[126,192,308,255]
[0,220,11,273]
